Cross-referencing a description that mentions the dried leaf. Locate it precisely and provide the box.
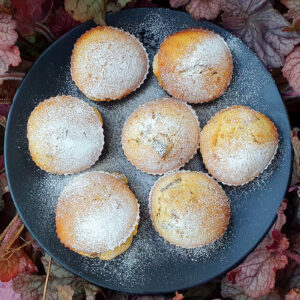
[84,283,101,300]
[0,280,22,300]
[0,216,23,256]
[0,13,21,83]
[48,6,79,39]
[283,46,300,95]
[0,172,8,197]
[11,0,53,35]
[227,201,289,298]
[221,0,300,68]
[64,0,131,25]
[40,254,102,299]
[0,240,37,282]
[281,0,300,32]
[221,277,281,300]
[55,284,74,300]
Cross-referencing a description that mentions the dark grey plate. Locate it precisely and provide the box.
[5,8,292,294]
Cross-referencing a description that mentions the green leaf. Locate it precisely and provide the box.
[64,0,131,25]
[41,255,74,280]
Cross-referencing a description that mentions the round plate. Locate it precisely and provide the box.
[5,8,292,294]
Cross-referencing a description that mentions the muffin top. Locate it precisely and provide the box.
[27,95,104,175]
[200,105,279,185]
[122,98,200,174]
[150,171,230,248]
[153,28,233,103]
[71,26,149,101]
[56,172,140,254]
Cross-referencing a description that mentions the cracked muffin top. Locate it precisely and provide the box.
[121,98,200,175]
[71,26,149,102]
[56,172,140,259]
[27,95,104,175]
[200,105,278,186]
[150,171,230,248]
[153,28,233,103]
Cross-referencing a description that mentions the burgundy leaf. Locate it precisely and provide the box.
[227,201,289,298]
[186,0,222,20]
[0,13,21,84]
[221,0,300,68]
[283,46,300,94]
[48,6,79,39]
[221,277,281,300]
[11,0,53,35]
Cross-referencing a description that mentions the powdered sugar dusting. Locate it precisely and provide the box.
[56,172,139,253]
[213,142,278,185]
[157,29,233,102]
[149,171,230,248]
[71,27,149,100]
[20,9,289,291]
[27,96,104,174]
[200,106,279,186]
[122,98,200,174]
[179,35,229,73]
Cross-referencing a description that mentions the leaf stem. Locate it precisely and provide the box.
[0,214,19,242]
[43,256,52,300]
[0,72,25,82]
[34,23,55,43]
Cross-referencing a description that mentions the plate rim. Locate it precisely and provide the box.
[4,7,293,294]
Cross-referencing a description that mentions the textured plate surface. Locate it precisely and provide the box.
[5,8,292,294]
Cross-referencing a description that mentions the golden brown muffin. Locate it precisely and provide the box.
[27,95,104,175]
[200,105,279,186]
[71,26,149,101]
[150,171,230,248]
[56,172,140,260]
[121,98,200,174]
[153,28,233,103]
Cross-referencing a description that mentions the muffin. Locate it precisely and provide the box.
[27,95,104,175]
[150,171,230,248]
[71,26,149,101]
[153,28,233,103]
[200,105,279,186]
[122,98,200,174]
[56,172,140,260]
